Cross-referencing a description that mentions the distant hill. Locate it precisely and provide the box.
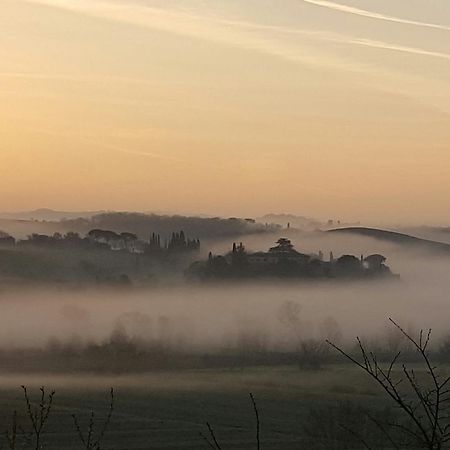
[0,209,102,221]
[328,227,450,253]
[397,226,450,245]
[257,214,323,230]
[0,218,68,239]
[257,214,362,231]
[0,212,279,241]
[62,212,278,240]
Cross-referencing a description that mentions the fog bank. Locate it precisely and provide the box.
[0,231,448,359]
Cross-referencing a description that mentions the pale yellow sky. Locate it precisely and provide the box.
[0,0,449,224]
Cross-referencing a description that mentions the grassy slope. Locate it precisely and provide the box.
[328,227,450,253]
[0,365,413,449]
[0,246,152,283]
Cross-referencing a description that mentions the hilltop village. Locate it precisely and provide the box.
[0,228,396,284]
[188,238,394,280]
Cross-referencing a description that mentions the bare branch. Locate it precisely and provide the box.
[249,393,260,450]
[206,423,222,450]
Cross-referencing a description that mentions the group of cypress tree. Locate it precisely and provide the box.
[148,231,200,253]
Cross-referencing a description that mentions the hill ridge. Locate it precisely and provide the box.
[328,227,450,253]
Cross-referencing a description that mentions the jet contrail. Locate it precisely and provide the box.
[302,0,450,32]
[11,0,450,116]
[28,128,184,162]
[349,38,450,60]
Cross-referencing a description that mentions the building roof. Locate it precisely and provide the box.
[249,250,309,259]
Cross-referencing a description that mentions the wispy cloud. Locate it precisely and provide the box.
[302,0,450,32]
[92,142,184,162]
[18,0,450,64]
[18,0,333,68]
[348,38,450,61]
[12,0,450,114]
[29,128,184,162]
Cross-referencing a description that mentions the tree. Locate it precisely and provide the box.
[328,319,450,449]
[22,386,55,450]
[270,238,294,253]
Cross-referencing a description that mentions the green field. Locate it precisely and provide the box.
[0,365,408,449]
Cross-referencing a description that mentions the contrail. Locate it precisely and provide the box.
[302,0,450,32]
[349,38,450,61]
[29,128,184,162]
[11,0,450,116]
[95,142,184,162]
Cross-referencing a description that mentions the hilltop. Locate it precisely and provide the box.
[0,212,279,241]
[328,227,450,254]
[189,238,395,281]
[0,208,102,221]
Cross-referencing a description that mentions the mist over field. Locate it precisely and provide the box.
[0,230,448,357]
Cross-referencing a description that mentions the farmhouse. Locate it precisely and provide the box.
[245,238,310,265]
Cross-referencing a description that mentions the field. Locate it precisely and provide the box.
[0,365,405,449]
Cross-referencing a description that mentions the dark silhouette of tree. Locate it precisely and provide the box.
[0,231,15,247]
[72,388,114,450]
[328,319,450,449]
[63,212,277,239]
[201,393,260,450]
[270,238,294,253]
[167,230,200,252]
[21,386,55,450]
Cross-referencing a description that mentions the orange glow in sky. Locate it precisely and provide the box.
[1,0,449,223]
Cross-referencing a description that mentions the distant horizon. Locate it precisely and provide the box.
[0,206,449,228]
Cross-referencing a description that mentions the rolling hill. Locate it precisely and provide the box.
[328,227,450,253]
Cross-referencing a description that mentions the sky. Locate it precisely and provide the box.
[0,0,449,224]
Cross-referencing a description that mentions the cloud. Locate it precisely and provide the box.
[348,38,450,61]
[302,0,450,32]
[17,0,335,68]
[18,0,450,64]
[12,0,450,114]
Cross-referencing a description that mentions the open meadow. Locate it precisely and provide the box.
[0,364,413,449]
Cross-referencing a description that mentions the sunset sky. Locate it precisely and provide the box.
[1,0,449,224]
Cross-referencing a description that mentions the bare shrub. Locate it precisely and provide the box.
[303,401,401,449]
[329,319,450,449]
[72,388,114,450]
[201,393,260,450]
[21,386,55,450]
[297,339,329,369]
[319,317,343,345]
[4,411,18,450]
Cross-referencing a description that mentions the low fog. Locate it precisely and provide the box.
[0,231,448,359]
